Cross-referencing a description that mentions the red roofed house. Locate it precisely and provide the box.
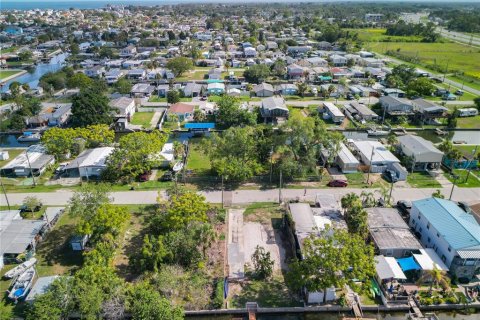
[168,103,195,122]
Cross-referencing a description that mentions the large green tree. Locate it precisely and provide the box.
[216,95,256,128]
[286,226,375,303]
[243,64,271,84]
[127,283,183,320]
[204,126,263,181]
[166,57,194,77]
[104,131,167,182]
[71,88,113,127]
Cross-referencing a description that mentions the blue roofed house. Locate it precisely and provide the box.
[207,82,225,95]
[410,197,480,280]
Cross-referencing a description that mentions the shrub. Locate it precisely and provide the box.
[212,278,224,309]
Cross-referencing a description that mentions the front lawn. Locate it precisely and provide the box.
[0,149,24,167]
[130,112,155,127]
[407,172,442,188]
[448,169,480,188]
[186,138,211,175]
[457,115,480,129]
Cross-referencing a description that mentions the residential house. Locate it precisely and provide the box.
[156,84,169,98]
[127,69,146,80]
[286,202,346,303]
[260,96,289,123]
[345,101,378,122]
[286,46,312,56]
[329,54,347,67]
[130,83,155,98]
[321,102,344,124]
[411,98,448,123]
[183,82,203,97]
[84,66,105,78]
[1,145,55,177]
[351,140,406,179]
[48,104,72,127]
[379,96,414,116]
[287,64,304,79]
[397,135,443,171]
[208,68,222,80]
[64,147,114,178]
[109,97,136,121]
[207,82,225,95]
[253,83,274,97]
[168,103,194,122]
[275,83,298,95]
[367,207,422,257]
[321,142,359,173]
[105,69,124,84]
[382,88,405,98]
[410,197,480,280]
[120,45,137,58]
[244,47,257,58]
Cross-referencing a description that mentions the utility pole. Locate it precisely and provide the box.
[442,59,449,83]
[366,146,375,184]
[269,146,273,184]
[388,180,394,205]
[278,170,282,204]
[464,145,478,183]
[221,174,224,209]
[449,174,459,201]
[25,150,36,187]
[0,171,11,210]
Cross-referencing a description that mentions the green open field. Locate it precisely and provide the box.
[407,172,442,188]
[366,41,480,80]
[0,70,23,80]
[130,112,155,127]
[346,28,424,42]
[457,115,480,129]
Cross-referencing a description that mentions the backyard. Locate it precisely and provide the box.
[130,112,155,128]
[186,137,211,175]
[0,70,23,80]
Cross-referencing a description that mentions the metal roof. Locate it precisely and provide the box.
[398,135,443,156]
[413,198,480,251]
[375,255,407,280]
[64,147,114,170]
[0,220,46,255]
[352,140,400,164]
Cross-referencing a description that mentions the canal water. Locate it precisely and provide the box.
[187,311,479,320]
[1,52,68,92]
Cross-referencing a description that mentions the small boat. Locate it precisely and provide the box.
[434,128,447,136]
[3,258,37,279]
[17,132,41,142]
[172,161,184,172]
[453,140,466,144]
[367,129,390,136]
[7,267,36,301]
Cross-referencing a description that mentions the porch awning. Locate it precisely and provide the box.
[396,256,421,271]
[375,255,407,280]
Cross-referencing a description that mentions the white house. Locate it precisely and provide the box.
[64,147,114,178]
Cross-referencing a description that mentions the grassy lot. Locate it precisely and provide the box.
[447,74,480,92]
[148,96,191,103]
[0,148,24,167]
[207,95,260,102]
[447,169,480,188]
[0,70,23,80]
[407,172,442,188]
[186,137,211,175]
[345,172,387,188]
[0,46,17,54]
[345,28,424,42]
[130,112,155,127]
[454,145,479,157]
[176,70,208,81]
[367,41,480,81]
[457,115,480,129]
[230,275,301,308]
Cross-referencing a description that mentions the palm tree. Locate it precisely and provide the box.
[297,82,308,98]
[387,134,398,147]
[341,193,360,216]
[360,191,376,208]
[416,265,450,295]
[447,149,463,171]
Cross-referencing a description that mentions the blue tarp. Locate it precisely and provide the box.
[396,256,421,271]
[184,123,215,129]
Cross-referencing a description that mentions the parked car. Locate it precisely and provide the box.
[397,200,412,215]
[442,93,456,101]
[200,95,207,101]
[455,90,464,96]
[20,203,43,213]
[346,93,354,100]
[382,170,398,183]
[159,171,173,181]
[139,171,152,182]
[327,179,348,187]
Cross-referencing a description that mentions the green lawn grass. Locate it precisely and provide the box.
[457,115,480,129]
[448,169,480,188]
[407,172,442,188]
[345,28,424,42]
[207,95,260,102]
[0,70,22,80]
[148,96,191,103]
[367,41,480,81]
[130,112,155,127]
[447,75,480,92]
[0,149,24,167]
[186,138,211,175]
[454,145,480,157]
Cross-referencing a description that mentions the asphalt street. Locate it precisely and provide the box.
[2,186,479,207]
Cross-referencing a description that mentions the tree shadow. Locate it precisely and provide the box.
[36,223,83,271]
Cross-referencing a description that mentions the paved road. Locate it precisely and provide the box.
[2,186,479,207]
[436,27,480,47]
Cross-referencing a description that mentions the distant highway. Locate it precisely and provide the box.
[436,27,480,47]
